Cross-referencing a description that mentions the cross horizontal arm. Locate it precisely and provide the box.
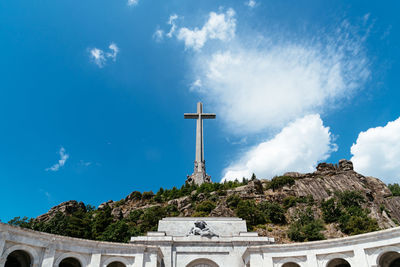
[184,113,216,119]
[201,114,216,119]
[184,114,199,119]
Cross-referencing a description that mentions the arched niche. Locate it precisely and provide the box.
[55,253,88,267]
[107,262,125,267]
[326,258,351,267]
[378,251,400,267]
[186,258,219,267]
[59,258,82,267]
[102,257,130,267]
[5,250,32,267]
[3,245,39,267]
[282,263,301,267]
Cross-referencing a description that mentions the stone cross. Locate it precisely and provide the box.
[184,102,216,185]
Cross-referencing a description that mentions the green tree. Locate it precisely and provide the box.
[267,176,295,191]
[92,206,113,239]
[259,202,286,224]
[99,220,130,242]
[388,183,400,196]
[195,200,216,214]
[321,198,342,223]
[226,194,241,209]
[236,200,265,229]
[8,217,33,228]
[288,207,325,242]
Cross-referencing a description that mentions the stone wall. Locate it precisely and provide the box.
[0,223,162,267]
[1,222,400,267]
[243,227,400,267]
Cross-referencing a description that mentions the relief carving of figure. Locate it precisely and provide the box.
[188,220,218,237]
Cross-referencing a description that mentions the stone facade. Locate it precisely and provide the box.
[1,218,400,267]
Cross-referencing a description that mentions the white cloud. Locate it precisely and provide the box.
[167,14,179,38]
[174,9,370,180]
[89,43,119,68]
[127,0,138,6]
[107,43,119,61]
[177,9,236,50]
[189,79,202,91]
[46,147,69,172]
[246,0,256,8]
[223,114,337,181]
[351,117,400,183]
[90,48,106,68]
[192,22,370,134]
[79,160,92,167]
[153,29,164,42]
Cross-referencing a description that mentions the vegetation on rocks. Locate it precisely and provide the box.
[388,183,400,196]
[7,161,400,244]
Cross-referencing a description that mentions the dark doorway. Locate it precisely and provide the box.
[107,262,125,267]
[327,258,351,267]
[282,263,301,267]
[5,250,32,267]
[59,257,81,267]
[379,251,400,267]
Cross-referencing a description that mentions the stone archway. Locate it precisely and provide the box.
[59,258,82,267]
[282,263,301,267]
[186,259,219,267]
[378,251,400,267]
[326,258,351,267]
[102,257,130,267]
[106,262,125,267]
[5,250,32,267]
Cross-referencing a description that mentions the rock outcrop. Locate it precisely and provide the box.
[36,159,400,242]
[36,200,86,222]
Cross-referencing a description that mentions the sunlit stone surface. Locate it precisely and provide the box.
[1,218,400,267]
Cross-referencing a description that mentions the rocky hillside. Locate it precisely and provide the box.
[9,160,400,244]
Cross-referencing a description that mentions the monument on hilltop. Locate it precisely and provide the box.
[184,102,216,185]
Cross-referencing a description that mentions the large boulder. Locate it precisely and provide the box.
[36,200,86,222]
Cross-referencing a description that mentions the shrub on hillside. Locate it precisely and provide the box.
[287,207,325,242]
[195,200,216,214]
[266,176,295,191]
[388,183,400,196]
[320,190,379,235]
[142,191,154,200]
[236,200,265,229]
[321,198,342,223]
[259,202,286,224]
[226,194,241,209]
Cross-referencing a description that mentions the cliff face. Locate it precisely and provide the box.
[36,200,86,222]
[35,159,400,243]
[275,160,398,229]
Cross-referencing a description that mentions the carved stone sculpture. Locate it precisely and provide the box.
[188,220,218,237]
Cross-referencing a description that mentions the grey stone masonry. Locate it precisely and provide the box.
[184,102,215,185]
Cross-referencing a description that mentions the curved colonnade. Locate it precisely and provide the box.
[1,223,400,267]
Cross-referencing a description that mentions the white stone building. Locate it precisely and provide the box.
[1,217,400,267]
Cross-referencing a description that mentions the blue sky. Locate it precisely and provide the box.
[1,0,400,222]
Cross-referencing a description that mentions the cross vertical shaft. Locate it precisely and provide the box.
[184,102,216,185]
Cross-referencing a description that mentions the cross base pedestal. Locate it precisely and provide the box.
[186,172,211,185]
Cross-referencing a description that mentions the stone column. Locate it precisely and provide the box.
[41,246,56,267]
[89,254,102,267]
[306,254,318,267]
[158,246,172,267]
[143,253,158,267]
[0,231,9,267]
[262,254,273,267]
[354,247,368,266]
[249,253,266,267]
[134,254,144,267]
